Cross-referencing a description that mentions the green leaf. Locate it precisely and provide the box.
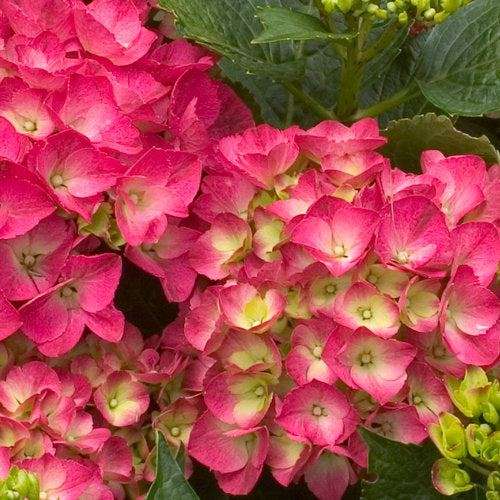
[380,113,500,173]
[360,429,479,500]
[359,30,438,127]
[219,58,291,127]
[362,21,411,86]
[146,432,199,500]
[159,0,305,81]
[253,6,355,43]
[219,36,341,129]
[415,0,500,116]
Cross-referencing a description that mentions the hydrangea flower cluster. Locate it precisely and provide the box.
[179,119,500,497]
[0,0,499,499]
[0,0,252,497]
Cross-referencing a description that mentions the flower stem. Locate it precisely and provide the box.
[282,81,336,120]
[462,457,492,478]
[348,81,421,121]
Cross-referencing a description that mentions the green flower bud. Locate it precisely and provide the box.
[441,0,462,13]
[434,10,450,23]
[482,432,500,465]
[487,493,500,500]
[337,0,353,13]
[376,8,388,18]
[322,0,337,13]
[415,0,430,9]
[424,8,436,19]
[387,1,397,12]
[445,367,491,418]
[487,471,500,492]
[482,401,499,425]
[489,379,500,411]
[395,0,405,6]
[432,458,473,495]
[428,413,467,463]
[465,423,489,457]
[4,467,39,500]
[366,3,378,13]
[398,11,408,23]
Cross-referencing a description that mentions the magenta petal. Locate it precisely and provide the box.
[443,323,500,366]
[64,254,122,313]
[36,310,86,357]
[82,304,124,343]
[19,284,69,344]
[0,291,21,340]
[0,178,55,239]
[188,411,252,473]
[451,222,500,286]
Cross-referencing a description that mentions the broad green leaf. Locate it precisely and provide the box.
[359,31,438,127]
[380,113,500,173]
[220,37,341,129]
[415,0,500,116]
[219,58,290,127]
[360,429,479,500]
[159,0,305,80]
[253,6,355,43]
[362,20,411,86]
[146,432,199,500]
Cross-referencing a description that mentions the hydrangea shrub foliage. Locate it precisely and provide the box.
[0,0,498,499]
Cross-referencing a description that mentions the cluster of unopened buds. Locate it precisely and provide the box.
[0,0,499,499]
[430,367,500,497]
[321,0,474,25]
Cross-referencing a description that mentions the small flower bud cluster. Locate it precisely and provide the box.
[321,0,475,26]
[0,467,39,500]
[430,367,500,496]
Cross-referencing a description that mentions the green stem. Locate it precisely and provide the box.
[348,81,421,121]
[282,81,336,120]
[462,458,492,478]
[336,15,372,121]
[361,22,401,62]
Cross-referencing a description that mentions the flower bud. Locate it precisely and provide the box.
[482,432,500,465]
[387,1,397,12]
[398,11,408,23]
[434,11,450,23]
[3,467,39,500]
[445,367,491,419]
[432,458,473,495]
[441,0,462,13]
[322,0,337,13]
[337,0,353,13]
[465,423,489,457]
[428,413,467,462]
[487,471,500,493]
[424,8,436,19]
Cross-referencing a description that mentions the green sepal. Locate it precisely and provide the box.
[489,379,500,412]
[487,471,500,492]
[431,458,473,496]
[445,367,491,419]
[481,432,500,466]
[1,467,39,500]
[465,424,490,458]
[428,413,467,463]
[77,202,126,250]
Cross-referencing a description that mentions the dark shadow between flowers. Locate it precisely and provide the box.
[115,258,178,337]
